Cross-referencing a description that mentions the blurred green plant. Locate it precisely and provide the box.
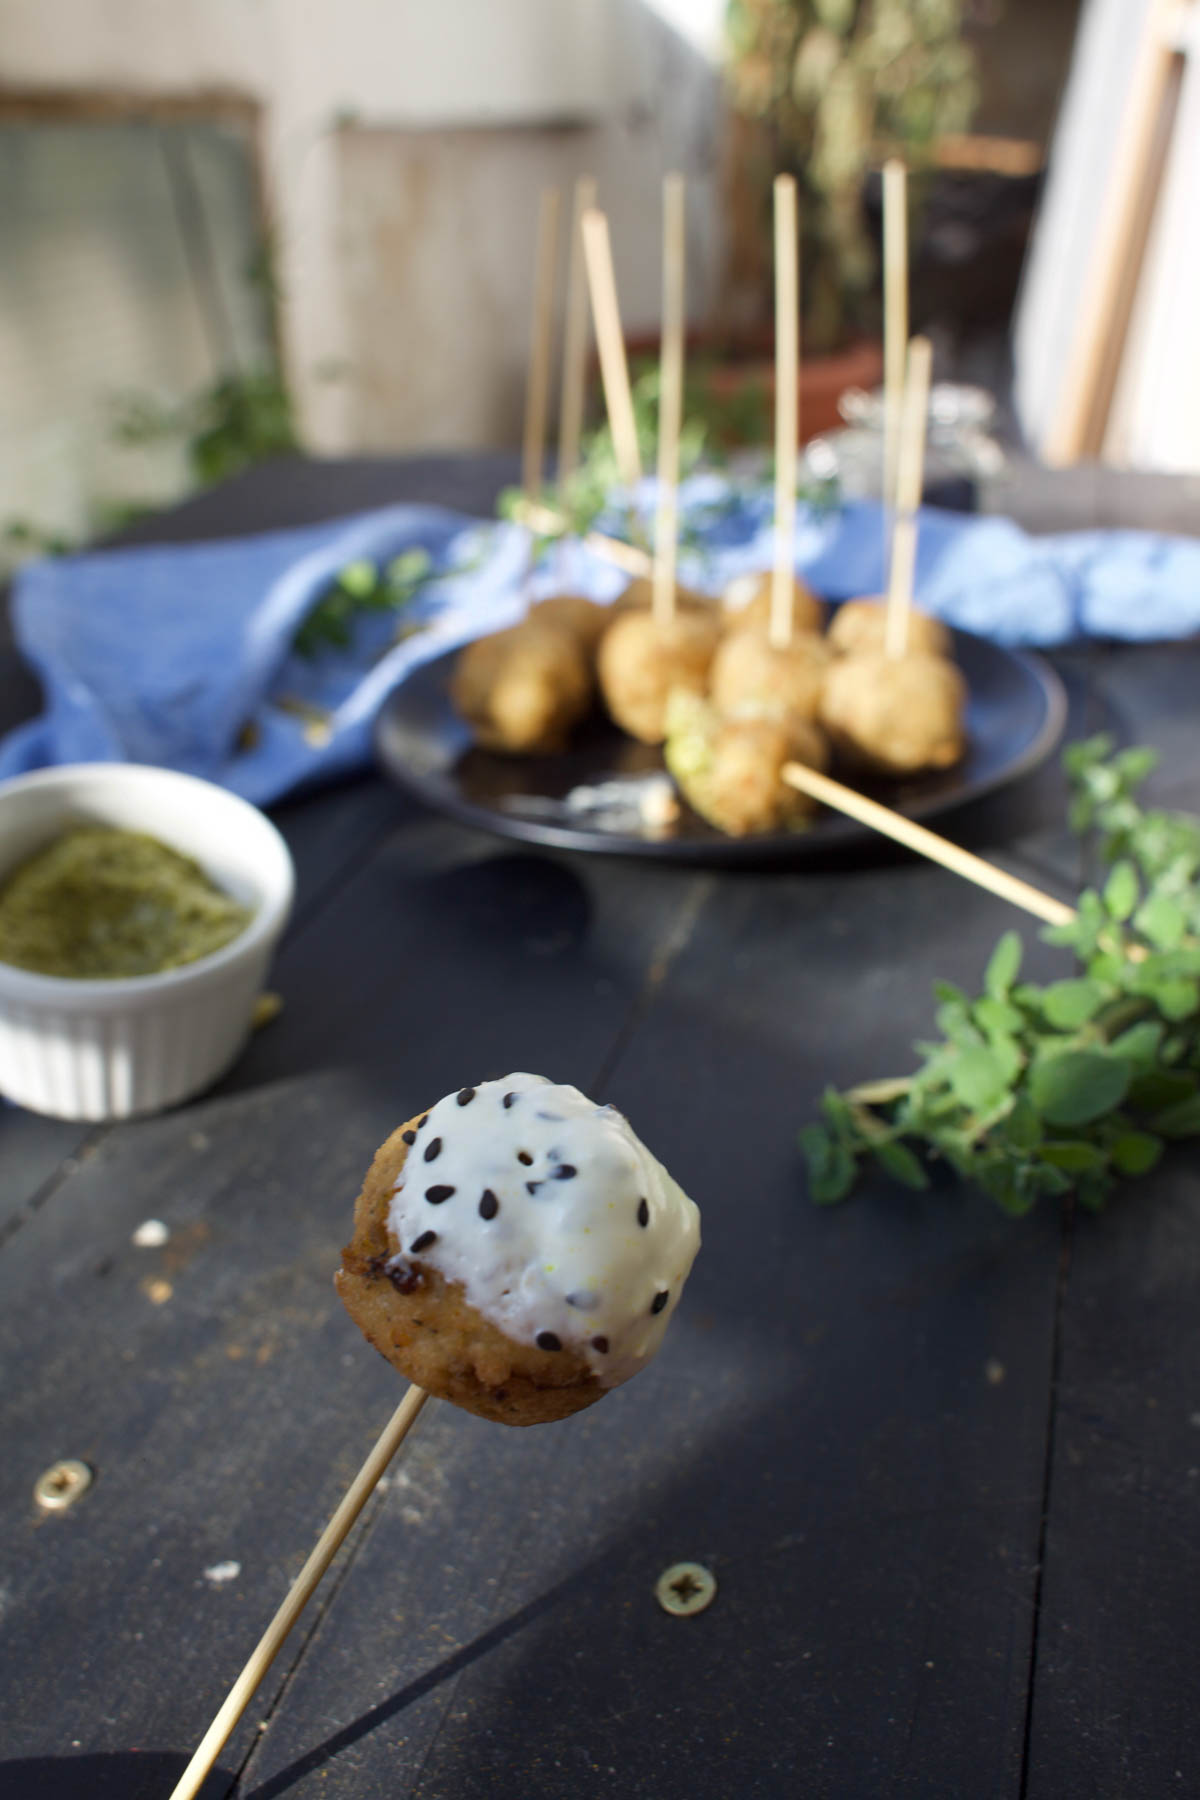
[112,365,299,489]
[723,0,983,351]
[292,548,434,660]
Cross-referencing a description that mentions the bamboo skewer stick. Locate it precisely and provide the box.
[580,208,643,492]
[169,1385,430,1800]
[515,497,652,575]
[881,158,909,527]
[769,174,800,651]
[651,173,687,629]
[883,335,933,661]
[780,761,1076,928]
[556,176,598,487]
[521,188,562,506]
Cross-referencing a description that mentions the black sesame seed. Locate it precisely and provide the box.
[457,1087,476,1106]
[536,1331,562,1352]
[479,1189,499,1220]
[425,1185,455,1204]
[517,1150,533,1166]
[591,1335,609,1354]
[651,1290,669,1315]
[526,1180,542,1196]
[503,1091,517,1109]
[424,1137,443,1163]
[410,1230,438,1253]
[419,1114,429,1126]
[553,1164,577,1180]
[401,1130,416,1146]
[637,1198,649,1227]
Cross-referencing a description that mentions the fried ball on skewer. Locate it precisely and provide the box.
[596,606,721,745]
[528,594,612,657]
[721,570,826,637]
[615,576,713,614]
[664,690,830,837]
[819,650,967,776]
[451,619,591,755]
[709,626,831,728]
[336,1072,701,1426]
[827,596,950,659]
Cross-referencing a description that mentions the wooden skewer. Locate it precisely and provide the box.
[521,187,562,506]
[881,158,909,526]
[169,1385,430,1800]
[651,172,687,629]
[510,497,653,577]
[769,173,800,651]
[883,335,933,661]
[557,176,598,487]
[580,207,643,492]
[780,761,1077,928]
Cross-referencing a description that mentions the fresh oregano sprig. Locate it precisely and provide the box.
[801,736,1200,1214]
[293,547,434,659]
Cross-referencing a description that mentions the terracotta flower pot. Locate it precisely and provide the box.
[618,333,885,451]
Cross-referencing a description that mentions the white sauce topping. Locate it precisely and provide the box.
[386,1074,700,1389]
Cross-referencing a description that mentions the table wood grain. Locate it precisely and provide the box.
[1,458,1197,1799]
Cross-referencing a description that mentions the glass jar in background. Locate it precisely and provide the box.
[803,384,1006,513]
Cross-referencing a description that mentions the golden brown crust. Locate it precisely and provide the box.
[709,627,830,727]
[826,597,951,659]
[722,572,826,637]
[450,621,592,755]
[529,595,612,656]
[819,650,967,775]
[335,1110,605,1426]
[596,609,721,744]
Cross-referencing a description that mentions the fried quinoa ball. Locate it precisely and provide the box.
[528,594,612,657]
[827,596,951,659]
[819,650,967,776]
[615,575,713,614]
[664,690,829,837]
[450,619,591,754]
[596,605,721,744]
[709,626,831,728]
[336,1075,701,1426]
[337,1107,599,1424]
[721,570,826,637]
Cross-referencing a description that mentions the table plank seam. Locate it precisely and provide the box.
[0,1122,108,1252]
[585,875,716,1100]
[1018,1198,1076,1800]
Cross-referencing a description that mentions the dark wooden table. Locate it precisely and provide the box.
[2,457,1198,1800]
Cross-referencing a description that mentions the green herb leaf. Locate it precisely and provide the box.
[1136,892,1186,950]
[1036,1140,1108,1173]
[948,1044,1013,1112]
[1109,1132,1163,1175]
[1028,1051,1131,1127]
[1150,1094,1200,1138]
[973,995,1024,1037]
[871,1140,930,1189]
[1104,861,1139,920]
[799,1124,857,1204]
[1040,978,1109,1029]
[984,930,1022,998]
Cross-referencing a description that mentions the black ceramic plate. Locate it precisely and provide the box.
[374,628,1067,866]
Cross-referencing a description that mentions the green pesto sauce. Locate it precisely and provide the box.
[0,827,254,979]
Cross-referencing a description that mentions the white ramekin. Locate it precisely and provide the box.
[0,763,294,1121]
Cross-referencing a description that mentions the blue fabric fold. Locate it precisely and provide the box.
[1,485,1197,806]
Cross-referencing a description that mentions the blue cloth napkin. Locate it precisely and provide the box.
[2,485,1198,806]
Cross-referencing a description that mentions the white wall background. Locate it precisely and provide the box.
[1012,0,1200,473]
[0,0,725,488]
